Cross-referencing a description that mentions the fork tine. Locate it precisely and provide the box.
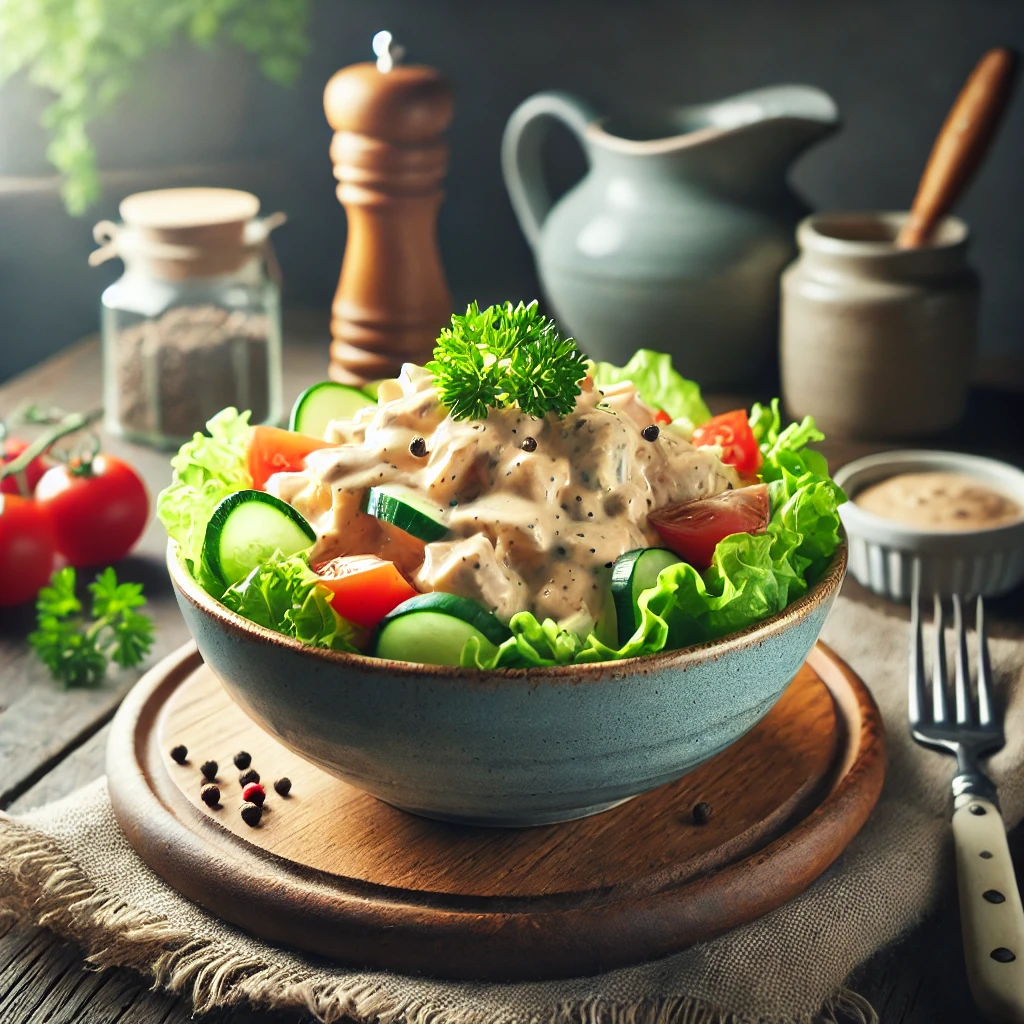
[932,594,949,723]
[909,561,927,725]
[952,594,974,724]
[976,595,994,726]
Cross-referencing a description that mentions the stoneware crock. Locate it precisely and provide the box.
[168,541,847,827]
[781,211,979,439]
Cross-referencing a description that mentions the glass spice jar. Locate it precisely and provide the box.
[91,188,285,449]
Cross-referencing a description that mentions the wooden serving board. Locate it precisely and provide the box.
[107,642,885,981]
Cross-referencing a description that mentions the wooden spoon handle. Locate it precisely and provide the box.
[897,48,1019,249]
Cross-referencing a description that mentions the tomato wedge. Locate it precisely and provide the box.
[648,484,770,569]
[691,410,762,475]
[248,426,333,490]
[313,555,419,629]
[654,409,672,426]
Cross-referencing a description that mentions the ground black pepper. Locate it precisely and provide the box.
[113,305,272,444]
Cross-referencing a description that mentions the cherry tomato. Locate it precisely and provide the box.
[1,438,48,496]
[691,410,763,475]
[248,426,333,490]
[313,555,418,629]
[648,483,770,569]
[35,455,149,567]
[654,409,672,426]
[0,494,56,607]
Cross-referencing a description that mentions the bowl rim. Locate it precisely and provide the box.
[167,536,847,681]
[834,450,1024,543]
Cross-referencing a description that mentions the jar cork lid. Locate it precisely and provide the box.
[90,188,283,281]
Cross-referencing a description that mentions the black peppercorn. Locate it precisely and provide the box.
[200,784,220,807]
[521,436,537,452]
[239,768,260,787]
[692,801,712,825]
[274,777,292,797]
[233,751,251,770]
[240,801,262,827]
[170,744,188,765]
[200,760,218,781]
[641,424,660,442]
[409,437,428,458]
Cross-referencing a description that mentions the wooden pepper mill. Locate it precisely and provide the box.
[324,32,453,385]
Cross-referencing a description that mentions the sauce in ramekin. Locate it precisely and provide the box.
[854,471,1022,531]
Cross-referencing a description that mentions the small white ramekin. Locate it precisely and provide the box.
[834,450,1024,601]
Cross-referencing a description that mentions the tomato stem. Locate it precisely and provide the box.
[0,409,102,482]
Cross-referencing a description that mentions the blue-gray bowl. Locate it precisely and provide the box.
[169,542,847,827]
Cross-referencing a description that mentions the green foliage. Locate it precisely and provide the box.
[427,301,589,421]
[29,567,155,686]
[0,0,310,213]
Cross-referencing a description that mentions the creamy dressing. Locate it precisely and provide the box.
[855,472,1022,531]
[267,365,738,627]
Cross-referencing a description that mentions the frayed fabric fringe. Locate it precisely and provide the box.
[0,814,876,1024]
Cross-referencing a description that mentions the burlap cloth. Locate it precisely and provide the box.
[2,593,1023,1024]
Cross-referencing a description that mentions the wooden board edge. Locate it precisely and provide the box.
[106,641,886,981]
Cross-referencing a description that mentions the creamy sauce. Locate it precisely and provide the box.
[855,472,1022,531]
[267,365,738,628]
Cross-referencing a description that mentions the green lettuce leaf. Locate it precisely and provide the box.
[591,349,711,425]
[221,552,359,653]
[156,408,253,586]
[463,397,846,668]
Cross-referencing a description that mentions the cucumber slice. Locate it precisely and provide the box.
[610,548,682,645]
[204,489,316,587]
[374,592,512,666]
[365,485,449,543]
[289,381,375,437]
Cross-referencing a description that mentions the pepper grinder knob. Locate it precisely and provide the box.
[324,35,453,385]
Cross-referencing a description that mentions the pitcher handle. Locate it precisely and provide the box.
[501,91,599,250]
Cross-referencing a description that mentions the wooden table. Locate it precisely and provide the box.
[1,327,1022,1023]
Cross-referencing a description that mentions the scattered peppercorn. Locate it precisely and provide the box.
[274,777,292,797]
[641,424,660,442]
[692,801,712,825]
[233,751,251,770]
[521,436,537,452]
[170,744,188,764]
[200,784,221,807]
[200,760,218,781]
[239,768,260,787]
[242,782,266,806]
[240,801,262,827]
[409,437,428,458]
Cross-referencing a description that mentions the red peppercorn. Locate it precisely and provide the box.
[242,782,266,806]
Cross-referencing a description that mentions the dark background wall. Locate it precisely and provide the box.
[1,0,1022,383]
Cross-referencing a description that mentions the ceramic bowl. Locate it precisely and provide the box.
[168,542,847,827]
[835,450,1024,601]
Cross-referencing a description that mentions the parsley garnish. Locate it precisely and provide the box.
[426,301,588,420]
[29,567,155,687]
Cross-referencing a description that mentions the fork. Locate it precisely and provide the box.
[910,579,1024,1021]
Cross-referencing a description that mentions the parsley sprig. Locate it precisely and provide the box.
[426,301,588,420]
[29,568,155,687]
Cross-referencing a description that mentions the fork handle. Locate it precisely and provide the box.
[953,795,1024,1021]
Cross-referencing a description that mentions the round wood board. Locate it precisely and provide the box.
[107,641,885,981]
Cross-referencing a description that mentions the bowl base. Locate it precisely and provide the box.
[383,795,636,828]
